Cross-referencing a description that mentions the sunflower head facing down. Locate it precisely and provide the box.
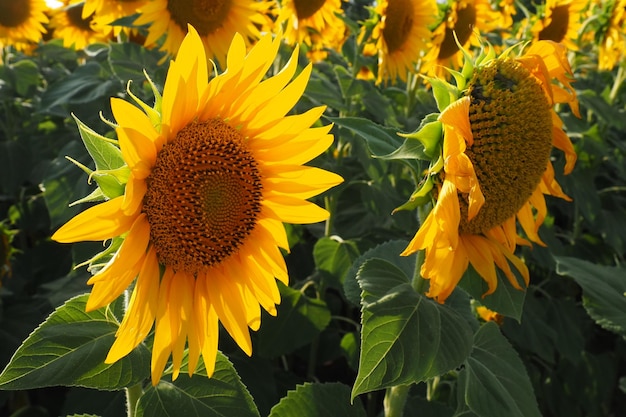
[134,0,276,67]
[52,26,343,384]
[401,40,579,302]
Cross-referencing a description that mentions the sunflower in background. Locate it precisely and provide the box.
[360,0,437,84]
[277,0,347,62]
[49,1,112,49]
[401,40,579,302]
[421,0,501,78]
[52,26,343,384]
[0,0,48,49]
[582,0,626,71]
[528,0,589,51]
[81,0,147,36]
[134,0,275,68]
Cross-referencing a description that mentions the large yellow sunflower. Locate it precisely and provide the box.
[134,0,275,67]
[362,0,437,84]
[49,1,112,49]
[0,0,48,45]
[277,0,346,62]
[52,26,343,384]
[402,41,579,302]
[529,0,588,51]
[421,0,501,78]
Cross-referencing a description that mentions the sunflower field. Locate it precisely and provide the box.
[1,0,625,416]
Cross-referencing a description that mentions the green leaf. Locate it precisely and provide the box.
[459,322,541,417]
[343,240,412,306]
[12,60,41,96]
[269,382,366,417]
[329,116,402,156]
[458,265,526,321]
[352,259,473,398]
[0,294,150,390]
[313,236,360,287]
[254,282,331,358]
[136,353,259,417]
[555,256,626,337]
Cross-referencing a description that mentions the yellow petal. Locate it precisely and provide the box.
[52,197,132,243]
[151,267,176,385]
[205,267,253,356]
[105,247,160,363]
[262,196,330,224]
[264,166,344,199]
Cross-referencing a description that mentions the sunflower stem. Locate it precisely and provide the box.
[383,384,410,417]
[125,382,143,417]
[609,63,625,104]
[411,249,427,294]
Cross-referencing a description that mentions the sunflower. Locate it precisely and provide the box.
[52,26,343,384]
[584,0,626,70]
[277,0,347,62]
[360,0,437,84]
[49,1,112,49]
[529,0,588,51]
[0,0,48,46]
[421,0,501,78]
[401,41,579,302]
[134,0,275,67]
[82,0,147,36]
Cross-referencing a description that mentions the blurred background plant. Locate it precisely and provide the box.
[0,0,624,416]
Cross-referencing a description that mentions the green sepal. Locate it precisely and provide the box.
[72,115,129,199]
[69,187,106,207]
[423,76,458,112]
[397,118,443,159]
[72,115,124,172]
[64,156,127,200]
[393,176,435,213]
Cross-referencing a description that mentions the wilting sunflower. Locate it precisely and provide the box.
[529,0,588,51]
[421,0,501,78]
[134,0,275,67]
[52,26,343,384]
[82,0,147,36]
[277,0,346,62]
[0,0,48,45]
[401,40,579,302]
[361,0,437,84]
[49,1,112,49]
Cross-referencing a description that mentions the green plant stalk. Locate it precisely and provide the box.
[412,249,427,294]
[125,382,143,417]
[384,385,410,417]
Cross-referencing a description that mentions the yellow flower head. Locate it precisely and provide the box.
[584,0,626,71]
[0,0,48,45]
[49,1,112,49]
[362,0,437,84]
[52,26,343,384]
[81,0,148,36]
[421,0,500,78]
[402,40,579,303]
[278,0,347,62]
[529,0,588,51]
[134,0,276,67]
